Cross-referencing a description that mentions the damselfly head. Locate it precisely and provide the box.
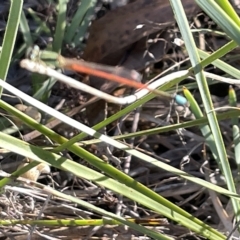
[26,45,41,61]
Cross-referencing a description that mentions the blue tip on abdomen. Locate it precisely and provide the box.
[174,94,188,106]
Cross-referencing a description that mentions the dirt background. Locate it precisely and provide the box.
[0,0,240,239]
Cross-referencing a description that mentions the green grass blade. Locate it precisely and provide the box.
[0,97,239,202]
[195,0,240,46]
[0,132,225,239]
[52,0,68,53]
[72,1,98,46]
[65,0,97,45]
[19,10,33,46]
[0,0,23,97]
[170,0,240,223]
[183,87,219,162]
[215,0,240,26]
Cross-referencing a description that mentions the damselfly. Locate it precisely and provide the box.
[24,46,187,106]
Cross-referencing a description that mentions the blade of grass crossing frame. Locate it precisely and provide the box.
[65,0,98,45]
[72,1,98,46]
[52,0,68,53]
[214,0,240,26]
[172,0,240,223]
[0,98,227,239]
[195,1,240,46]
[20,10,33,46]
[0,0,23,97]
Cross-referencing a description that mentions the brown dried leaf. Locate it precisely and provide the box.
[83,0,200,64]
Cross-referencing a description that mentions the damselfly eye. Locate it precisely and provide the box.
[26,45,41,61]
